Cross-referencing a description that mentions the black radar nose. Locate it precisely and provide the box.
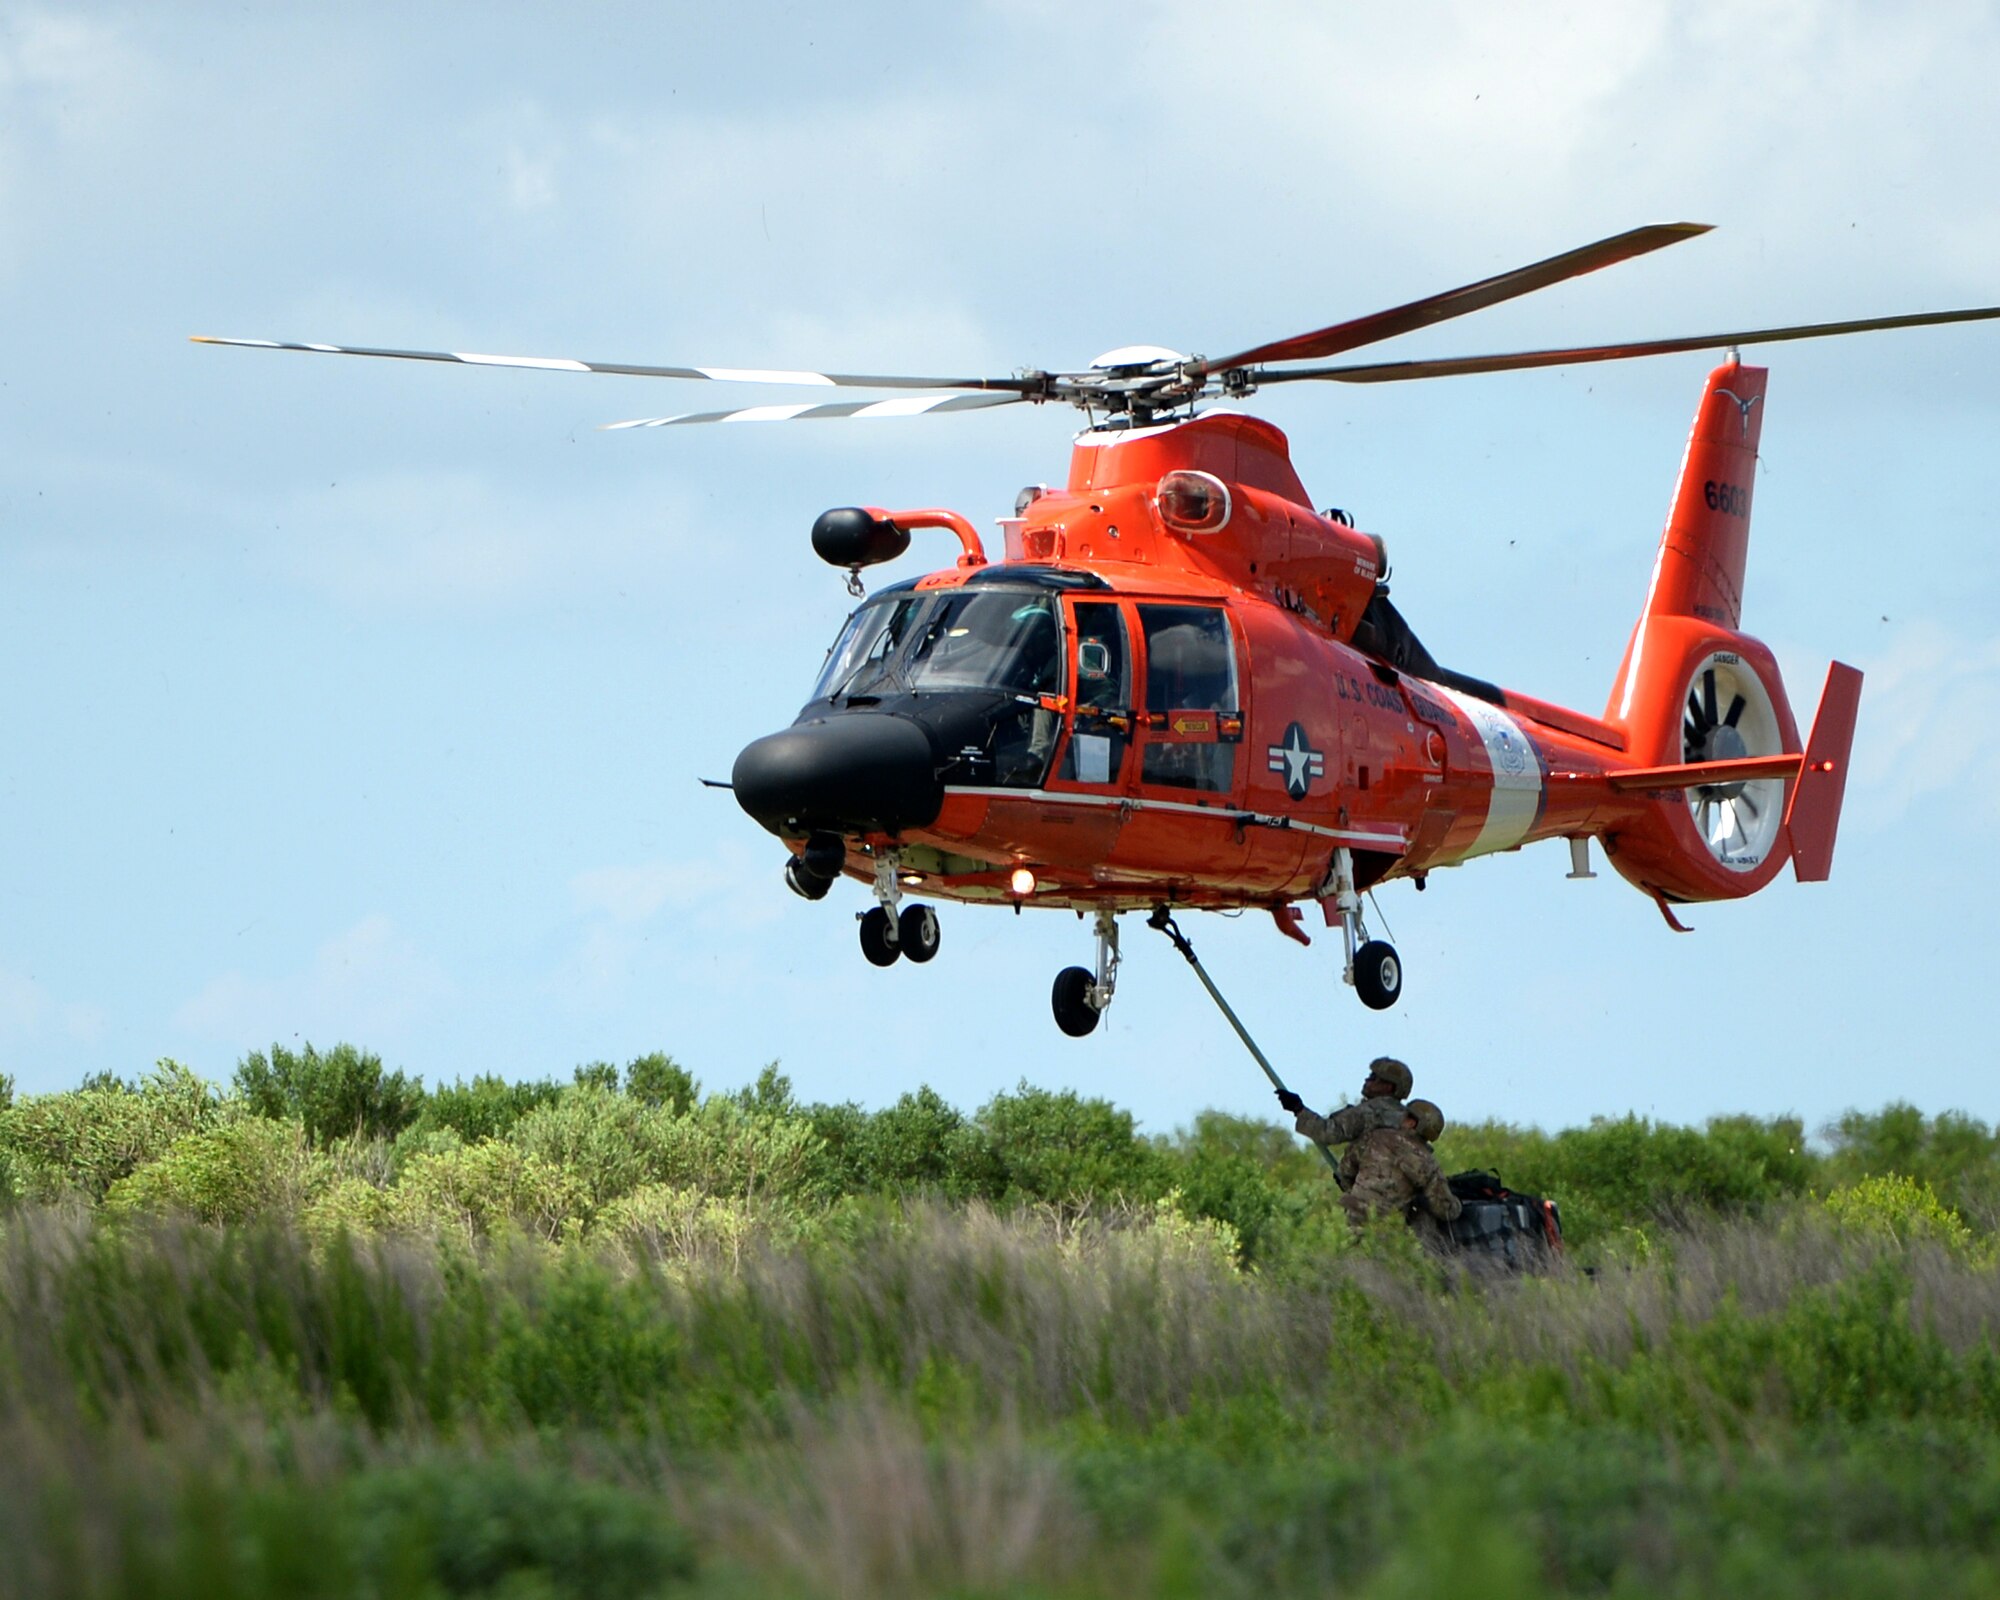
[732,714,945,835]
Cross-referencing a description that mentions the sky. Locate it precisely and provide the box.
[4,2,1999,1134]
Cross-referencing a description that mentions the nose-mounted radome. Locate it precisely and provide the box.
[731,714,944,837]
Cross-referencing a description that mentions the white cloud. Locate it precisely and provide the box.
[0,966,105,1044]
[569,841,779,929]
[0,10,150,273]
[505,143,560,211]
[174,914,454,1044]
[1847,622,2000,826]
[573,859,729,924]
[1118,0,1999,306]
[0,10,148,139]
[267,469,709,613]
[550,843,781,1009]
[460,100,564,211]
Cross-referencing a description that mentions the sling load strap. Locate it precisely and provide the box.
[1147,908,1342,1177]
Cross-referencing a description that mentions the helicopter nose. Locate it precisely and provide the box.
[732,713,945,835]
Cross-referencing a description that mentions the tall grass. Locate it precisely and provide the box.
[4,1193,2000,1596]
[6,1059,2000,1595]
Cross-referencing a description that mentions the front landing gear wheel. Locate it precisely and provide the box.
[859,905,901,967]
[1353,940,1402,1010]
[1051,966,1100,1036]
[898,904,940,963]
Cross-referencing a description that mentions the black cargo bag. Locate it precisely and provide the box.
[1445,1170,1564,1269]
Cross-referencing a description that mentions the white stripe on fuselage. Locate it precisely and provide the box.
[1435,687,1543,858]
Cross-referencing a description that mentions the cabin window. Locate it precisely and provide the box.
[1138,605,1238,793]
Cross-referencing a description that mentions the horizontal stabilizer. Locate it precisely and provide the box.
[1786,662,1864,882]
[1604,753,1804,792]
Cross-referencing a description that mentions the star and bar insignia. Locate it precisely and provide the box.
[1266,721,1325,800]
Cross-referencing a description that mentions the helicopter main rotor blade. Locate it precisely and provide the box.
[604,392,1028,427]
[1252,305,2000,385]
[1201,222,1712,374]
[189,335,1041,394]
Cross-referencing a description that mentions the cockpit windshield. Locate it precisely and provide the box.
[812,588,1063,702]
[904,591,1060,695]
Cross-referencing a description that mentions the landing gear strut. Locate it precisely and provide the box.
[1052,908,1121,1036]
[1325,846,1402,1010]
[853,849,942,968]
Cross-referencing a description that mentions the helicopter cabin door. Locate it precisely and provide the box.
[1111,603,1256,884]
[1052,599,1135,791]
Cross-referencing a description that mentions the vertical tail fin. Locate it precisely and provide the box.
[1594,361,1807,902]
[1651,358,1766,628]
[1607,359,1769,733]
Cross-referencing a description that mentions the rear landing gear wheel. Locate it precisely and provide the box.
[859,905,901,967]
[1051,966,1100,1036]
[1353,940,1402,1010]
[898,904,940,963]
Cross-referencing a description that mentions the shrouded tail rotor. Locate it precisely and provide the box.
[1681,654,1786,872]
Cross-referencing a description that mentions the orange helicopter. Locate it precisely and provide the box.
[196,223,2000,1035]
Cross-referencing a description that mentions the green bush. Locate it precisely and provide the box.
[864,1085,1002,1199]
[977,1082,1168,1208]
[1824,1103,2000,1212]
[1,1060,217,1200]
[101,1115,323,1225]
[505,1085,824,1224]
[733,1062,797,1117]
[510,1086,659,1225]
[572,1060,620,1092]
[419,1074,563,1143]
[341,1454,695,1598]
[392,1140,579,1242]
[590,1182,760,1273]
[1436,1113,1814,1251]
[1824,1173,1974,1250]
[300,1174,395,1243]
[799,1086,1003,1203]
[1159,1111,1316,1265]
[650,1096,823,1206]
[487,1257,686,1432]
[233,1042,423,1148]
[623,1051,697,1114]
[800,1098,871,1197]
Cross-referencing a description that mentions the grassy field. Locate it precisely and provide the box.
[3,1048,1998,1597]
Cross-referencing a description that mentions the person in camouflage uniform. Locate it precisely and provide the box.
[1276,1056,1412,1148]
[1337,1097,1460,1244]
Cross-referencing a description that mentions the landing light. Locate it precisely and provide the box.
[1009,867,1037,897]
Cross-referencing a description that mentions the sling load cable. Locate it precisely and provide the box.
[1146,907,1342,1179]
